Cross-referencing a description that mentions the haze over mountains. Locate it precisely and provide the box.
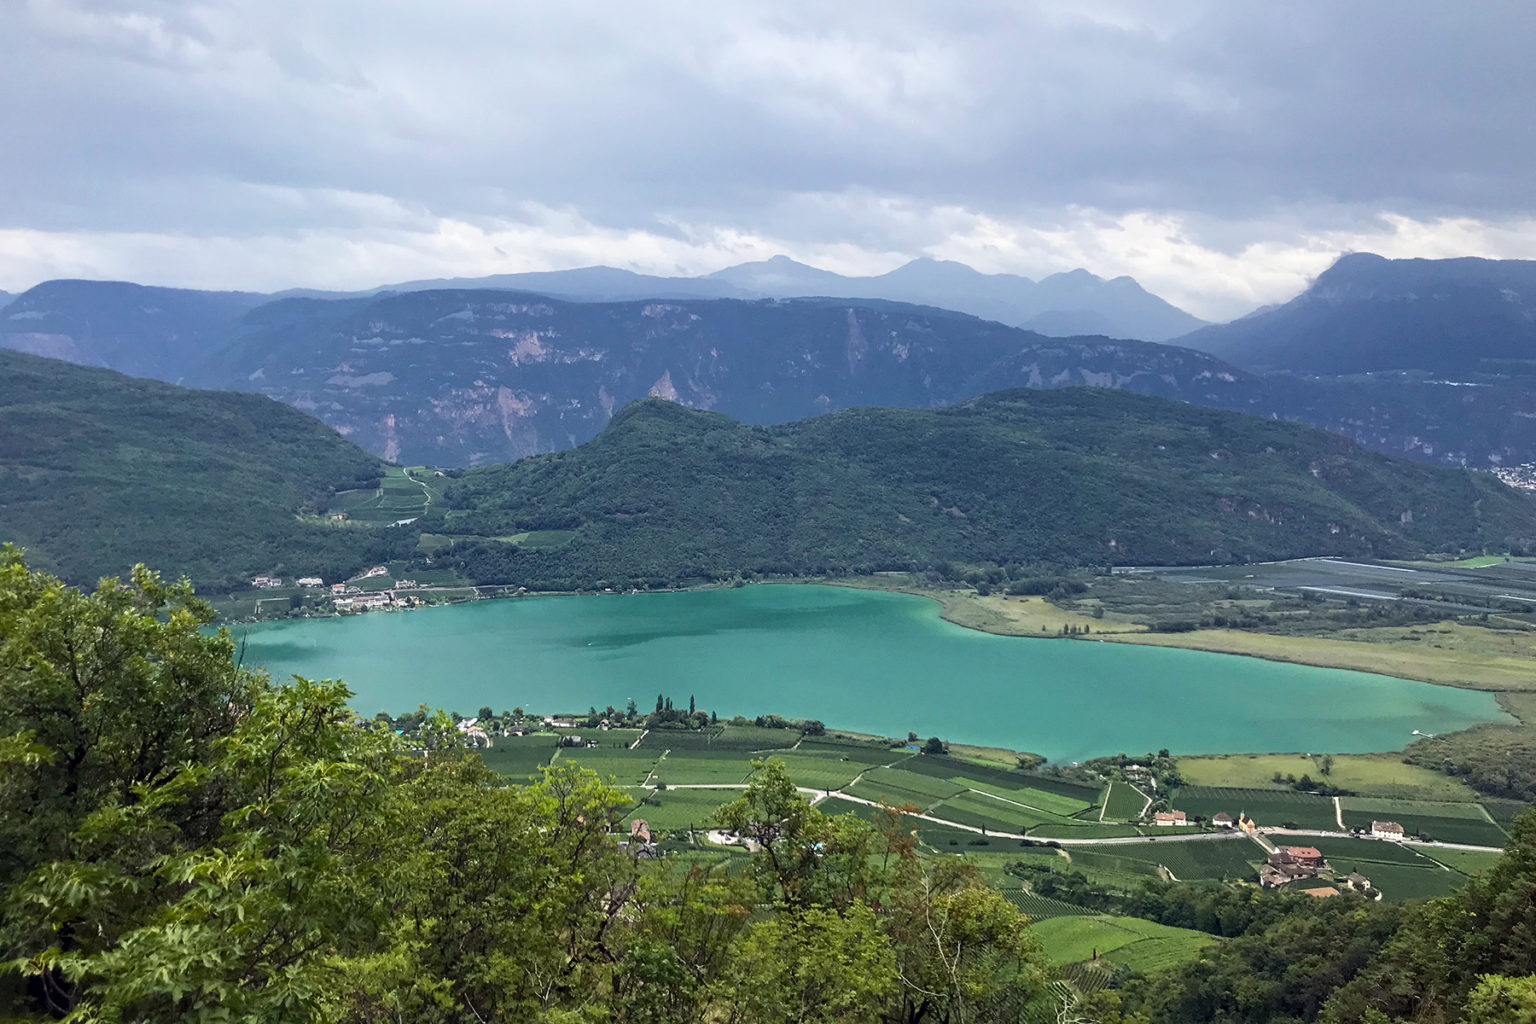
[376,255,1209,342]
[7,253,1536,469]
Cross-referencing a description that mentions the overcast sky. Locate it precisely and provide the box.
[3,1,1534,319]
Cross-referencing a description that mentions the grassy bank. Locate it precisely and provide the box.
[1095,625,1536,693]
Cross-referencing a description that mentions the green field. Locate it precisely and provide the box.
[650,753,754,786]
[1030,823,1148,839]
[478,736,557,779]
[638,724,802,751]
[1338,862,1466,901]
[930,792,1055,833]
[1303,836,1434,867]
[812,797,885,822]
[624,788,739,831]
[1074,838,1261,881]
[1030,915,1215,967]
[760,753,870,791]
[1103,781,1149,820]
[552,747,659,786]
[1104,934,1220,974]
[1338,798,1508,846]
[896,757,1099,815]
[1175,786,1339,829]
[330,466,435,524]
[1420,848,1503,875]
[1482,798,1533,828]
[1176,752,1482,801]
[847,766,967,810]
[1005,893,1095,919]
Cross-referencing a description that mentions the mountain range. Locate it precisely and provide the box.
[374,255,1208,342]
[1180,253,1536,375]
[7,254,1536,470]
[201,290,1264,465]
[4,345,1533,589]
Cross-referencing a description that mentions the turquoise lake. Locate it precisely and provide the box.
[234,584,1510,763]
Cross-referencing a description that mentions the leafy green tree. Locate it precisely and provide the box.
[713,904,896,1024]
[0,550,259,1017]
[1464,975,1536,1024]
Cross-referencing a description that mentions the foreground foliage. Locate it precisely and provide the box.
[0,550,1046,1022]
[4,548,1535,1024]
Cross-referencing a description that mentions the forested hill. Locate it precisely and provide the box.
[0,349,396,588]
[436,388,1536,589]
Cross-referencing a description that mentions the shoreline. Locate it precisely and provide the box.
[811,576,1536,699]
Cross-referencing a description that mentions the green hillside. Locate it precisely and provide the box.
[0,349,401,588]
[438,387,1536,590]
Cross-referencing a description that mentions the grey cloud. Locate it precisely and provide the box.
[1,0,1532,281]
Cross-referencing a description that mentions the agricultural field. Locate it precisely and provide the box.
[1303,836,1433,867]
[637,724,802,751]
[847,766,967,810]
[1103,780,1150,820]
[1176,752,1482,801]
[1029,915,1214,968]
[1030,823,1148,839]
[1338,797,1508,846]
[329,466,435,525]
[650,753,754,786]
[1103,934,1220,974]
[552,747,660,786]
[762,753,870,791]
[624,788,740,831]
[1006,893,1095,919]
[897,757,1100,813]
[1174,786,1339,830]
[1481,798,1532,828]
[929,792,1055,833]
[1075,838,1262,882]
[1420,848,1503,875]
[1339,862,1467,901]
[478,736,557,779]
[1296,836,1492,900]
[811,797,883,822]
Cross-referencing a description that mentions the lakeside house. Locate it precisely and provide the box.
[1153,810,1188,826]
[327,511,348,521]
[1212,812,1234,828]
[358,566,388,580]
[296,577,324,587]
[1371,821,1406,840]
[250,575,282,589]
[394,579,419,589]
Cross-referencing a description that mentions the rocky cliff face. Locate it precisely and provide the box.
[205,291,1267,466]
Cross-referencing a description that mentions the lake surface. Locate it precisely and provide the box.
[234,584,1509,763]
